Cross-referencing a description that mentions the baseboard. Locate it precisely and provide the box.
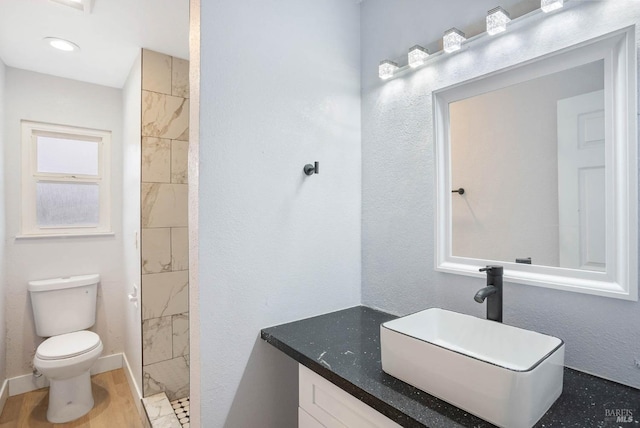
[91,353,122,375]
[9,366,49,396]
[123,352,147,427]
[9,352,124,397]
[0,379,8,417]
[123,352,142,401]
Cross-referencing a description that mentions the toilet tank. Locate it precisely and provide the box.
[28,274,100,337]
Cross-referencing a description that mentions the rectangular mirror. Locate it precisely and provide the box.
[451,60,605,271]
[434,26,637,300]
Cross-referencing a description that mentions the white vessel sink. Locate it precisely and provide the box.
[380,308,564,428]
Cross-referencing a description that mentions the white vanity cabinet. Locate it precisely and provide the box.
[298,365,402,428]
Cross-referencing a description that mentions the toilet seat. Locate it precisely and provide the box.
[36,331,101,360]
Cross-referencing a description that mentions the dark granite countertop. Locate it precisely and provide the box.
[261,306,640,428]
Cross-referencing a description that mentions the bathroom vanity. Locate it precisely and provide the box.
[261,306,640,427]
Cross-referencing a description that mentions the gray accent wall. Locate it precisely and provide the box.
[361,0,640,389]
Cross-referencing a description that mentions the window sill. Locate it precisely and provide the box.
[15,232,115,240]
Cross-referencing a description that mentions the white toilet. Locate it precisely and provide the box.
[28,274,104,423]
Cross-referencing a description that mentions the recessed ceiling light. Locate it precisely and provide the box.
[44,37,80,52]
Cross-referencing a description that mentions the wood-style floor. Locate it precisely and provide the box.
[0,369,143,428]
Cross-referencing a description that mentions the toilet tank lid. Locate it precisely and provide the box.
[28,274,100,292]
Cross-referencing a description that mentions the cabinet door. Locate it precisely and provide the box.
[299,407,326,428]
[299,365,401,428]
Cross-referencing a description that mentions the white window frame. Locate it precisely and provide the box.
[21,121,112,237]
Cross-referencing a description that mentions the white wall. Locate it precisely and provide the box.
[361,0,640,388]
[188,1,201,424]
[0,58,7,397]
[198,0,361,425]
[122,54,143,396]
[4,68,126,378]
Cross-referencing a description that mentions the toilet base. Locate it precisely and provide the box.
[46,370,94,423]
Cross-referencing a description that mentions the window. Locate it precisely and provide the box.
[21,121,111,236]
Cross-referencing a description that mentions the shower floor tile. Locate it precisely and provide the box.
[142,393,180,428]
[170,397,189,427]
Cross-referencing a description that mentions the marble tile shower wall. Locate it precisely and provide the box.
[140,49,190,401]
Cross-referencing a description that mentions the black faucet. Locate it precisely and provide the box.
[474,265,503,322]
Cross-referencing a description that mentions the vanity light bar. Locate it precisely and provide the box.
[541,0,563,13]
[379,60,399,80]
[487,7,511,35]
[443,28,466,53]
[408,45,430,68]
[378,0,570,80]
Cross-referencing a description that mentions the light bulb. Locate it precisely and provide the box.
[443,28,466,53]
[487,7,511,35]
[408,45,430,68]
[541,0,563,13]
[379,60,399,80]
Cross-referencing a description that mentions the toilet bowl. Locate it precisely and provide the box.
[28,274,103,423]
[33,331,103,423]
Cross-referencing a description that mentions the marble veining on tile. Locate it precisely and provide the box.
[144,355,190,401]
[142,183,188,228]
[171,227,189,271]
[143,316,173,365]
[142,271,189,320]
[142,91,189,140]
[172,313,189,358]
[175,127,189,142]
[142,137,171,183]
[142,393,182,428]
[142,228,172,274]
[171,140,188,184]
[171,57,189,98]
[140,50,190,410]
[153,414,182,428]
[142,393,175,419]
[142,50,172,95]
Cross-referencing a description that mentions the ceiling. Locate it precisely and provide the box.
[0,0,189,88]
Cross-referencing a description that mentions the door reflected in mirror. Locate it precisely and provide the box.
[450,60,605,271]
[434,25,637,300]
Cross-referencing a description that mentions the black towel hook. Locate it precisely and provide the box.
[304,162,319,176]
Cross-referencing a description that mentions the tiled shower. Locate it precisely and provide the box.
[139,49,190,402]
